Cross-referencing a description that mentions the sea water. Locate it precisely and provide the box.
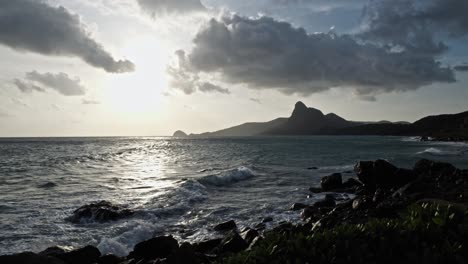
[0,136,467,256]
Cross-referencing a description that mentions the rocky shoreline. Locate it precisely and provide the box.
[1,159,467,264]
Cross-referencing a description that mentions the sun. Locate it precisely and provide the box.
[106,36,170,114]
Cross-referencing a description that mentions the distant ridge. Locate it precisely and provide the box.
[175,102,468,140]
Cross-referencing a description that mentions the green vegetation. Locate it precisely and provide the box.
[222,202,468,264]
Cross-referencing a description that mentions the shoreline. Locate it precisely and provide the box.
[1,158,467,264]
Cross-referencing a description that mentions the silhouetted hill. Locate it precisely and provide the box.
[182,102,468,140]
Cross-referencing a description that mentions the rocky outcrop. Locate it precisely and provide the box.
[66,201,133,223]
[173,130,188,137]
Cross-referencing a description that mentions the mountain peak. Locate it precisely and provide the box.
[294,101,307,110]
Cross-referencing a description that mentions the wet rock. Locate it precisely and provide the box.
[99,254,124,264]
[128,235,179,261]
[354,160,400,188]
[67,201,134,223]
[165,242,198,264]
[373,188,385,203]
[320,173,343,191]
[194,239,221,254]
[301,206,320,220]
[39,246,70,256]
[240,228,259,245]
[254,222,266,230]
[352,197,371,210]
[262,217,273,223]
[313,195,336,208]
[342,178,362,188]
[247,236,263,251]
[307,167,319,170]
[47,246,101,264]
[290,203,307,211]
[39,182,57,188]
[214,220,237,231]
[220,231,248,253]
[309,187,323,193]
[0,252,65,264]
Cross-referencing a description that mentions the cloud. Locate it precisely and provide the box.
[171,14,455,99]
[137,0,205,15]
[0,0,134,73]
[455,65,468,72]
[250,98,262,104]
[198,82,230,94]
[14,79,45,93]
[359,0,468,55]
[82,99,101,105]
[10,98,29,108]
[0,109,12,118]
[15,71,86,96]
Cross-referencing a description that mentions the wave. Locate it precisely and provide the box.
[417,147,463,156]
[198,166,255,186]
[318,164,355,173]
[401,136,421,142]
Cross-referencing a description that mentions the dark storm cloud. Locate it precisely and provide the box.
[15,71,86,96]
[137,0,205,15]
[360,0,468,55]
[0,0,134,73]
[454,65,468,72]
[198,82,230,94]
[170,15,455,98]
[14,79,45,93]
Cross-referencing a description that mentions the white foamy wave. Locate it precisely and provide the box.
[401,136,421,142]
[198,166,255,186]
[417,147,462,156]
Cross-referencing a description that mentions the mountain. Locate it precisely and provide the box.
[267,101,355,135]
[173,130,188,137]
[195,118,288,137]
[177,102,468,140]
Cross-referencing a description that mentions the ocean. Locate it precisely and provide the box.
[0,136,467,256]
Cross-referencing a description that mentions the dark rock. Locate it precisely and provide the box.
[39,246,70,256]
[0,252,65,264]
[38,182,57,188]
[301,206,320,220]
[99,254,124,264]
[67,201,134,223]
[320,173,343,191]
[373,188,385,203]
[240,228,259,245]
[213,220,237,231]
[307,167,319,170]
[309,187,323,193]
[354,160,401,188]
[247,236,263,251]
[194,239,221,254]
[50,246,101,264]
[165,242,198,264]
[254,222,266,230]
[128,235,179,261]
[290,203,307,211]
[220,231,248,253]
[313,195,336,208]
[343,170,353,174]
[262,217,273,223]
[352,197,371,210]
[342,178,362,188]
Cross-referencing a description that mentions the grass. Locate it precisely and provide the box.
[221,202,468,264]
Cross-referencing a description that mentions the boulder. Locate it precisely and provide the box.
[309,187,323,193]
[67,201,133,223]
[240,228,259,245]
[194,238,222,254]
[320,173,343,191]
[313,195,336,208]
[98,254,124,264]
[213,220,237,231]
[354,160,400,188]
[0,252,65,264]
[290,203,307,211]
[342,178,362,188]
[220,231,248,253]
[165,242,198,264]
[262,217,273,223]
[43,246,101,264]
[128,235,179,261]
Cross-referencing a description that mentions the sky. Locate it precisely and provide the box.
[0,0,467,137]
